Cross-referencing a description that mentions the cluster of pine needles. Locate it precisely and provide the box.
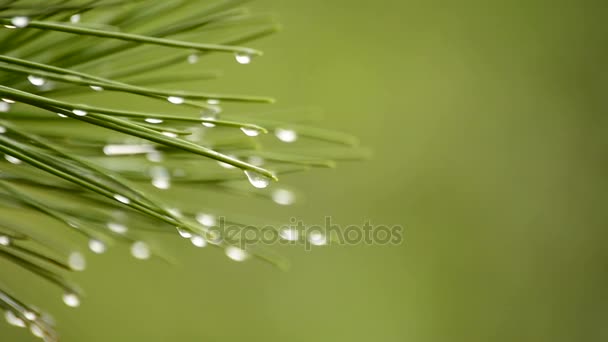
[0,0,365,340]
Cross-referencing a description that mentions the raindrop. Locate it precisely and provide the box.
[23,311,36,321]
[72,109,87,116]
[88,239,106,254]
[113,194,130,204]
[187,54,199,64]
[240,127,261,137]
[195,213,216,227]
[225,246,249,261]
[0,102,9,112]
[162,132,178,138]
[207,99,220,105]
[130,241,150,260]
[145,118,163,124]
[5,155,22,164]
[107,222,127,234]
[10,16,30,28]
[27,75,46,87]
[280,228,299,241]
[5,311,26,327]
[191,235,207,248]
[272,189,296,206]
[275,128,298,143]
[176,227,192,239]
[308,232,327,246]
[30,324,44,338]
[0,235,10,246]
[70,14,81,23]
[62,293,80,308]
[68,252,86,271]
[1,98,15,104]
[167,96,184,104]
[89,85,103,91]
[234,52,252,65]
[244,170,270,189]
[150,166,170,190]
[57,113,67,118]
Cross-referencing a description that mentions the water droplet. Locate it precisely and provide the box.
[57,113,67,118]
[167,96,184,104]
[167,208,182,218]
[272,189,296,206]
[240,127,261,137]
[23,311,36,321]
[176,227,192,239]
[130,241,150,260]
[72,109,87,116]
[30,324,44,338]
[145,118,163,124]
[0,102,9,112]
[27,75,45,87]
[217,155,237,169]
[113,194,130,204]
[234,52,252,65]
[275,128,298,143]
[146,151,163,163]
[89,85,103,91]
[308,232,327,246]
[207,99,220,105]
[107,222,127,234]
[187,54,199,64]
[68,252,86,271]
[244,170,270,189]
[190,235,207,248]
[0,126,5,134]
[150,166,170,189]
[248,156,264,166]
[62,293,80,308]
[280,228,299,241]
[10,16,30,28]
[195,213,216,227]
[88,239,106,254]
[1,98,15,104]
[225,246,249,261]
[162,131,178,138]
[0,235,10,246]
[5,155,22,164]
[5,311,26,327]
[70,14,81,23]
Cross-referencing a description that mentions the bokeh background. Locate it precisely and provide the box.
[3,0,608,341]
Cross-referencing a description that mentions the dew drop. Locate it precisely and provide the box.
[190,235,207,248]
[89,85,104,91]
[72,109,87,116]
[23,311,36,321]
[57,113,67,118]
[280,228,299,241]
[113,194,130,204]
[130,241,150,260]
[10,16,30,28]
[207,99,220,105]
[5,155,22,164]
[0,235,10,246]
[272,189,296,206]
[244,170,270,189]
[240,127,261,137]
[195,213,216,227]
[150,166,170,190]
[0,126,5,134]
[187,54,199,64]
[5,311,26,327]
[70,14,81,24]
[107,222,127,234]
[167,96,184,104]
[62,293,80,308]
[27,75,46,87]
[1,98,15,104]
[234,52,252,65]
[30,324,44,338]
[225,246,249,261]
[145,118,163,124]
[176,227,192,239]
[308,232,327,246]
[162,131,178,138]
[88,239,106,254]
[200,112,218,127]
[0,102,9,112]
[68,252,86,271]
[275,128,298,143]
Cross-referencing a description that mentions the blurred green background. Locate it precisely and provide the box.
[3,0,608,341]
